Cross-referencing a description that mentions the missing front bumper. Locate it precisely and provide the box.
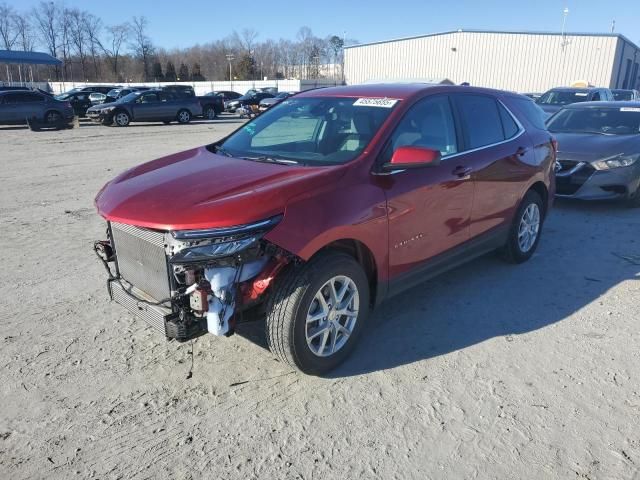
[109,280,206,342]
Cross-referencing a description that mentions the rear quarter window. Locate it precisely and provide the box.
[509,97,547,130]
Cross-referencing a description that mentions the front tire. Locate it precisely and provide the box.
[265,252,370,375]
[177,109,191,124]
[113,111,130,127]
[626,183,640,208]
[501,190,544,263]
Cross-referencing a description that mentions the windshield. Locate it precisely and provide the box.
[219,96,398,166]
[106,89,121,97]
[118,92,141,103]
[612,90,634,101]
[547,107,640,135]
[537,90,591,106]
[54,93,71,100]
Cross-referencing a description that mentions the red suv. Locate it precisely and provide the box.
[94,84,555,374]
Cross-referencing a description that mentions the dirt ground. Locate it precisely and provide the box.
[1,118,639,480]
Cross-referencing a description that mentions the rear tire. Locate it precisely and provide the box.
[265,252,370,375]
[177,109,191,124]
[44,110,61,125]
[500,190,544,264]
[203,105,216,120]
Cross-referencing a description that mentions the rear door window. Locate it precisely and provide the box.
[454,94,504,149]
[140,93,159,103]
[20,93,44,103]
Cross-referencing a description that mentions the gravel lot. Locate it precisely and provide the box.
[1,118,639,480]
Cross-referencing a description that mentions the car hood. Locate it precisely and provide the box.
[95,146,343,231]
[553,132,640,162]
[87,101,119,111]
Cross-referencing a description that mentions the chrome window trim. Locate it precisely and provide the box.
[443,98,525,161]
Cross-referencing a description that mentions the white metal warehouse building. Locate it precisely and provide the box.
[344,30,640,93]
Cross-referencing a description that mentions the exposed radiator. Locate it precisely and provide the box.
[110,222,171,302]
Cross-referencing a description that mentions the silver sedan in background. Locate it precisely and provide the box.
[547,101,640,207]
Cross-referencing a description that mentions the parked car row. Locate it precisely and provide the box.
[86,89,203,126]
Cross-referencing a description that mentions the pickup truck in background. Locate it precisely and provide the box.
[161,85,224,120]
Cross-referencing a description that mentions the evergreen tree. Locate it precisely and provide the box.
[191,63,205,81]
[178,63,190,81]
[164,61,177,81]
[151,61,164,81]
[235,52,257,80]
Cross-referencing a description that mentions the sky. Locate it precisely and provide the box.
[11,0,640,49]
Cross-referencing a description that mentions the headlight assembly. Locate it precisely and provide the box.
[169,236,259,263]
[101,106,116,113]
[592,154,639,170]
[168,215,282,264]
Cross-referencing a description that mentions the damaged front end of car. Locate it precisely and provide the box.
[94,215,292,341]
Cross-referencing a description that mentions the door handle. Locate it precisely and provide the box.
[452,165,473,178]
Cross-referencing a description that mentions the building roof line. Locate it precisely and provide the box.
[344,29,639,51]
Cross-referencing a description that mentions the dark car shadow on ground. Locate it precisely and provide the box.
[235,199,640,377]
[0,125,30,131]
[76,118,245,128]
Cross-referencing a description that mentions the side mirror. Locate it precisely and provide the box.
[382,146,442,171]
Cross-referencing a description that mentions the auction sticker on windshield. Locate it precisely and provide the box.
[353,98,399,108]
[620,107,640,112]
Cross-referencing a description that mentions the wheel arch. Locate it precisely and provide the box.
[310,238,379,306]
[527,181,549,217]
[113,107,131,121]
[43,108,62,120]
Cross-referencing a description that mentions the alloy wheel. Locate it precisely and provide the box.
[518,203,540,253]
[178,110,190,123]
[305,275,359,357]
[46,111,60,123]
[115,112,129,126]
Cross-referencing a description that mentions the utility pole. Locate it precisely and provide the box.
[225,53,234,88]
[561,7,570,52]
[342,30,347,84]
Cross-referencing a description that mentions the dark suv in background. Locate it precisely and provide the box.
[86,89,202,126]
[0,90,75,129]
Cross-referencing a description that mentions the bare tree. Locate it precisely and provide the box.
[84,14,103,79]
[68,8,88,80]
[232,28,258,53]
[14,13,35,52]
[0,3,19,50]
[32,1,61,79]
[103,23,129,81]
[130,16,154,81]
